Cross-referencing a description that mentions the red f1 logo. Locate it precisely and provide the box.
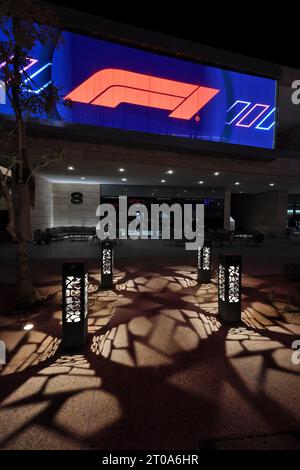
[65,68,219,120]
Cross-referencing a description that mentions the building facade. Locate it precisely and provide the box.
[1,5,300,239]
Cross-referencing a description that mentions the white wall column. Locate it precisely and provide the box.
[53,183,100,227]
[31,176,53,233]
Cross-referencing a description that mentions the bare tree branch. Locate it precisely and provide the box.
[26,148,66,183]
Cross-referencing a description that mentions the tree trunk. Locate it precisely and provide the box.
[16,238,43,304]
[1,174,42,304]
[14,183,32,240]
[8,31,42,306]
[13,183,42,305]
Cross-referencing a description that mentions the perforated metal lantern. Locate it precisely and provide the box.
[197,242,211,283]
[62,261,88,349]
[101,240,114,289]
[218,254,241,322]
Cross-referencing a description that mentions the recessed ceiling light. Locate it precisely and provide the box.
[166,170,174,174]
[23,323,34,331]
[161,179,166,183]
[68,166,74,171]
[119,168,125,172]
[121,178,127,182]
[198,180,204,184]
[234,182,240,185]
[214,172,219,176]
[269,183,275,186]
[81,177,86,180]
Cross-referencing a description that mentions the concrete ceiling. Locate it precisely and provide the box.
[37,155,300,194]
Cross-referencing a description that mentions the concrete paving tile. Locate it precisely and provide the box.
[1,259,300,449]
[113,324,129,348]
[243,340,283,352]
[173,326,199,351]
[148,314,177,354]
[128,316,153,337]
[189,318,208,340]
[162,309,185,322]
[1,423,83,450]
[133,341,173,367]
[0,403,52,447]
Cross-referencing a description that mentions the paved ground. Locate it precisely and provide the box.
[1,236,300,295]
[0,259,300,450]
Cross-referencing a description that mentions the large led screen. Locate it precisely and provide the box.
[0,28,277,149]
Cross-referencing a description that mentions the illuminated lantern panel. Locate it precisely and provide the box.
[62,261,88,349]
[218,264,225,301]
[0,339,5,365]
[101,240,114,289]
[218,254,241,323]
[197,243,211,283]
[228,266,240,303]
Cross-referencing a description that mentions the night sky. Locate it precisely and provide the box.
[47,1,299,70]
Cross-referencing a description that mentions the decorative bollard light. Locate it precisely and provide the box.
[218,254,241,323]
[62,261,88,349]
[197,242,211,283]
[101,240,114,289]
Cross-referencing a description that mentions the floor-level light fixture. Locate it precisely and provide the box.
[62,261,88,349]
[218,254,241,322]
[101,240,114,289]
[197,242,212,283]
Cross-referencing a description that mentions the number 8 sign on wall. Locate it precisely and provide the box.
[71,192,83,205]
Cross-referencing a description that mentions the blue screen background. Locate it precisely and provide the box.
[0,29,277,149]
